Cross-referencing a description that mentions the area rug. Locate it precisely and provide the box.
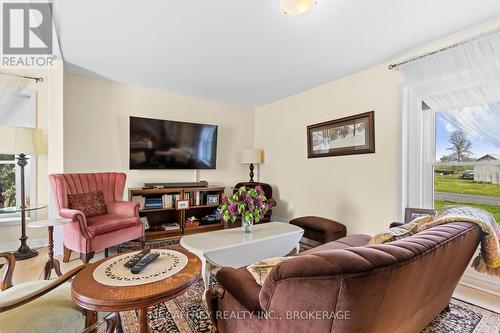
[100,239,500,333]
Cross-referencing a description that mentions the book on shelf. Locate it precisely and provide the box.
[131,195,145,209]
[161,193,180,208]
[161,222,180,231]
[144,196,163,209]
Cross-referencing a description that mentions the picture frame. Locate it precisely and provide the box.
[207,194,220,206]
[176,199,190,210]
[404,208,437,224]
[307,111,375,158]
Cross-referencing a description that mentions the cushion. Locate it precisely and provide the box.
[0,281,86,333]
[87,214,140,236]
[290,216,346,234]
[247,257,292,285]
[68,191,107,217]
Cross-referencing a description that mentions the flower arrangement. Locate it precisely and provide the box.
[220,186,270,228]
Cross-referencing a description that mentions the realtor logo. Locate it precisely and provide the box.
[2,2,53,54]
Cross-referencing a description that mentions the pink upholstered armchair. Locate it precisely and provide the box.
[49,172,144,263]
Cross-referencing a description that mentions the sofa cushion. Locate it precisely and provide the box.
[247,257,292,285]
[87,213,140,236]
[68,191,107,217]
[301,234,371,255]
[0,281,85,333]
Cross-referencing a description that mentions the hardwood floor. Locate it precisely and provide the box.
[1,246,499,313]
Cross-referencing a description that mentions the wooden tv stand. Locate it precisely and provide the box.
[129,185,226,240]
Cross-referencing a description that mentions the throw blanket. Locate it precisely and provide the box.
[421,206,500,277]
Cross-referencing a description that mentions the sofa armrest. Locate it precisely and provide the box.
[107,201,139,218]
[215,267,263,313]
[59,208,92,240]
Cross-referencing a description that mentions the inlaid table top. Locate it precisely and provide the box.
[71,247,201,312]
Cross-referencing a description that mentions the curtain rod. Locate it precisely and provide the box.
[388,28,500,70]
[0,71,44,83]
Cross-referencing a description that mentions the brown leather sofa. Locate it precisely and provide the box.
[206,222,481,333]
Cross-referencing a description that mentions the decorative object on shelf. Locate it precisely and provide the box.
[0,126,47,260]
[206,194,219,205]
[240,149,263,182]
[176,199,190,210]
[28,218,72,279]
[140,216,150,230]
[280,0,317,15]
[219,186,270,233]
[307,111,375,158]
[404,207,437,224]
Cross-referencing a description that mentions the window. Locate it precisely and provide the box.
[434,113,500,223]
[0,89,36,222]
[0,154,16,208]
[401,87,500,224]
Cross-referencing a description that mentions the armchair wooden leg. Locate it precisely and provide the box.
[63,245,72,263]
[80,252,95,264]
[105,248,109,258]
[139,236,146,249]
[104,312,120,333]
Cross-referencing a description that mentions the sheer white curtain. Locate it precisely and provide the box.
[0,73,29,115]
[398,29,500,147]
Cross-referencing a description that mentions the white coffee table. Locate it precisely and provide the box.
[180,222,304,291]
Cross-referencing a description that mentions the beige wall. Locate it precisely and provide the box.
[255,66,401,235]
[63,74,254,191]
[255,19,500,235]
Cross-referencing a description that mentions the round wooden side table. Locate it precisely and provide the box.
[71,247,201,333]
[28,217,72,279]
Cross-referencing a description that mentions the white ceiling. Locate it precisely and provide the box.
[55,0,500,107]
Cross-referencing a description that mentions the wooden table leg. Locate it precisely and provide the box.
[138,308,149,333]
[42,226,63,280]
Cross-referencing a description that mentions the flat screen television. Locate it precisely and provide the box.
[129,116,218,169]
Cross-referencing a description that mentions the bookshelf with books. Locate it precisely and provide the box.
[129,185,225,240]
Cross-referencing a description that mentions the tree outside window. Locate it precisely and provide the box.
[0,154,16,208]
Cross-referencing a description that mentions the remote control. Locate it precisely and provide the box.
[124,249,150,268]
[131,252,160,274]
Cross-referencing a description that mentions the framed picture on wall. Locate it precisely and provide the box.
[404,208,437,224]
[307,111,375,158]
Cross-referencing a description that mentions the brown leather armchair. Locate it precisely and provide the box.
[207,222,481,333]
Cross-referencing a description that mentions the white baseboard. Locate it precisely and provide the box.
[0,239,48,252]
[272,216,290,223]
[459,268,500,296]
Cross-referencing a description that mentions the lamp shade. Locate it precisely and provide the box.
[240,149,263,164]
[0,126,47,155]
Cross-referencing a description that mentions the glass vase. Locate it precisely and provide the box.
[241,215,254,233]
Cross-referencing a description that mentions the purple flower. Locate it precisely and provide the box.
[256,197,263,207]
[255,185,264,195]
[221,193,227,203]
[228,203,238,215]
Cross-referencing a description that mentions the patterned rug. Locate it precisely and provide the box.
[99,239,500,333]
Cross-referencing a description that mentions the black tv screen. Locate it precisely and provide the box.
[129,116,218,169]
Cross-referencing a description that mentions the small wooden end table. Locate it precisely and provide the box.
[28,218,72,279]
[71,248,201,333]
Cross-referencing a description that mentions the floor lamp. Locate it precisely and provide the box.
[0,126,47,260]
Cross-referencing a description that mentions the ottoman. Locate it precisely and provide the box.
[289,216,347,244]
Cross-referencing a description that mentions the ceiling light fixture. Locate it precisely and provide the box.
[280,0,317,15]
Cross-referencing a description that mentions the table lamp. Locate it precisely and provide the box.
[0,126,47,260]
[240,149,263,182]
